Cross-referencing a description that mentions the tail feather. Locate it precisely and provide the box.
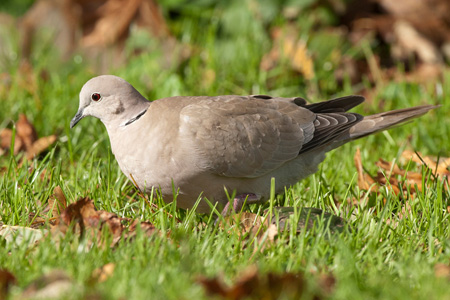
[348,105,439,140]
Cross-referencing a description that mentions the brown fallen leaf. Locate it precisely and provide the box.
[26,135,57,160]
[82,0,143,48]
[29,186,67,228]
[198,265,332,300]
[48,186,68,219]
[375,158,424,193]
[401,150,450,177]
[59,197,99,233]
[354,148,376,191]
[0,128,23,155]
[19,0,176,71]
[0,269,17,300]
[392,20,442,64]
[356,155,411,198]
[91,263,116,283]
[81,0,170,48]
[318,272,336,295]
[338,0,450,87]
[261,25,314,80]
[378,0,450,47]
[290,40,314,79]
[53,197,157,248]
[28,211,48,228]
[354,148,449,207]
[435,263,450,279]
[127,219,158,240]
[0,114,57,160]
[16,113,38,149]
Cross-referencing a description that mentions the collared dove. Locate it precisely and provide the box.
[70,75,437,214]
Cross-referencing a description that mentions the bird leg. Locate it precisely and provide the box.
[220,193,260,217]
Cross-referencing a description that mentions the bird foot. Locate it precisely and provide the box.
[215,193,259,226]
[220,193,260,216]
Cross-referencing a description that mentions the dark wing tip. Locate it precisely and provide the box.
[303,95,365,113]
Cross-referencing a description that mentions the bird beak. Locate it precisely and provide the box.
[70,109,85,128]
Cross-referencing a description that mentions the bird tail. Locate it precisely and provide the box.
[347,105,438,140]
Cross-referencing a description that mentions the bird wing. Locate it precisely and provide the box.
[179,95,364,178]
[179,95,313,178]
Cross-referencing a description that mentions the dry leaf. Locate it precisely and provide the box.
[59,197,99,233]
[392,20,442,64]
[0,128,23,155]
[53,197,157,248]
[261,25,314,79]
[318,272,336,295]
[340,0,450,86]
[20,0,173,70]
[48,186,68,220]
[16,113,38,150]
[354,148,376,191]
[289,40,314,79]
[29,186,67,228]
[378,0,450,47]
[29,213,48,228]
[0,114,57,160]
[435,263,450,279]
[26,135,57,160]
[0,269,17,300]
[197,266,327,300]
[81,0,169,48]
[91,263,116,283]
[353,148,449,207]
[401,150,450,177]
[82,0,143,48]
[127,219,158,239]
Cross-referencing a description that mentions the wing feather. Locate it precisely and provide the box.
[179,95,315,178]
[178,94,364,177]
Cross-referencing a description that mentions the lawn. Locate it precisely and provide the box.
[1,1,450,299]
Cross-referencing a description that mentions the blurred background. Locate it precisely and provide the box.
[0,0,448,154]
[1,0,449,94]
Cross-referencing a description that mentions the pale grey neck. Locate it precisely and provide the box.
[103,96,151,130]
[125,99,151,121]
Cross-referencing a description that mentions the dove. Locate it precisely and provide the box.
[70,75,437,214]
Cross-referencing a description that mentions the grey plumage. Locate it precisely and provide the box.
[71,75,437,213]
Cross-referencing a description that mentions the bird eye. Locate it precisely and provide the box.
[91,93,101,101]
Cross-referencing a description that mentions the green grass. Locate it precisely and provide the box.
[1,1,450,299]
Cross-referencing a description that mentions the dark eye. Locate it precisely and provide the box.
[91,93,101,101]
